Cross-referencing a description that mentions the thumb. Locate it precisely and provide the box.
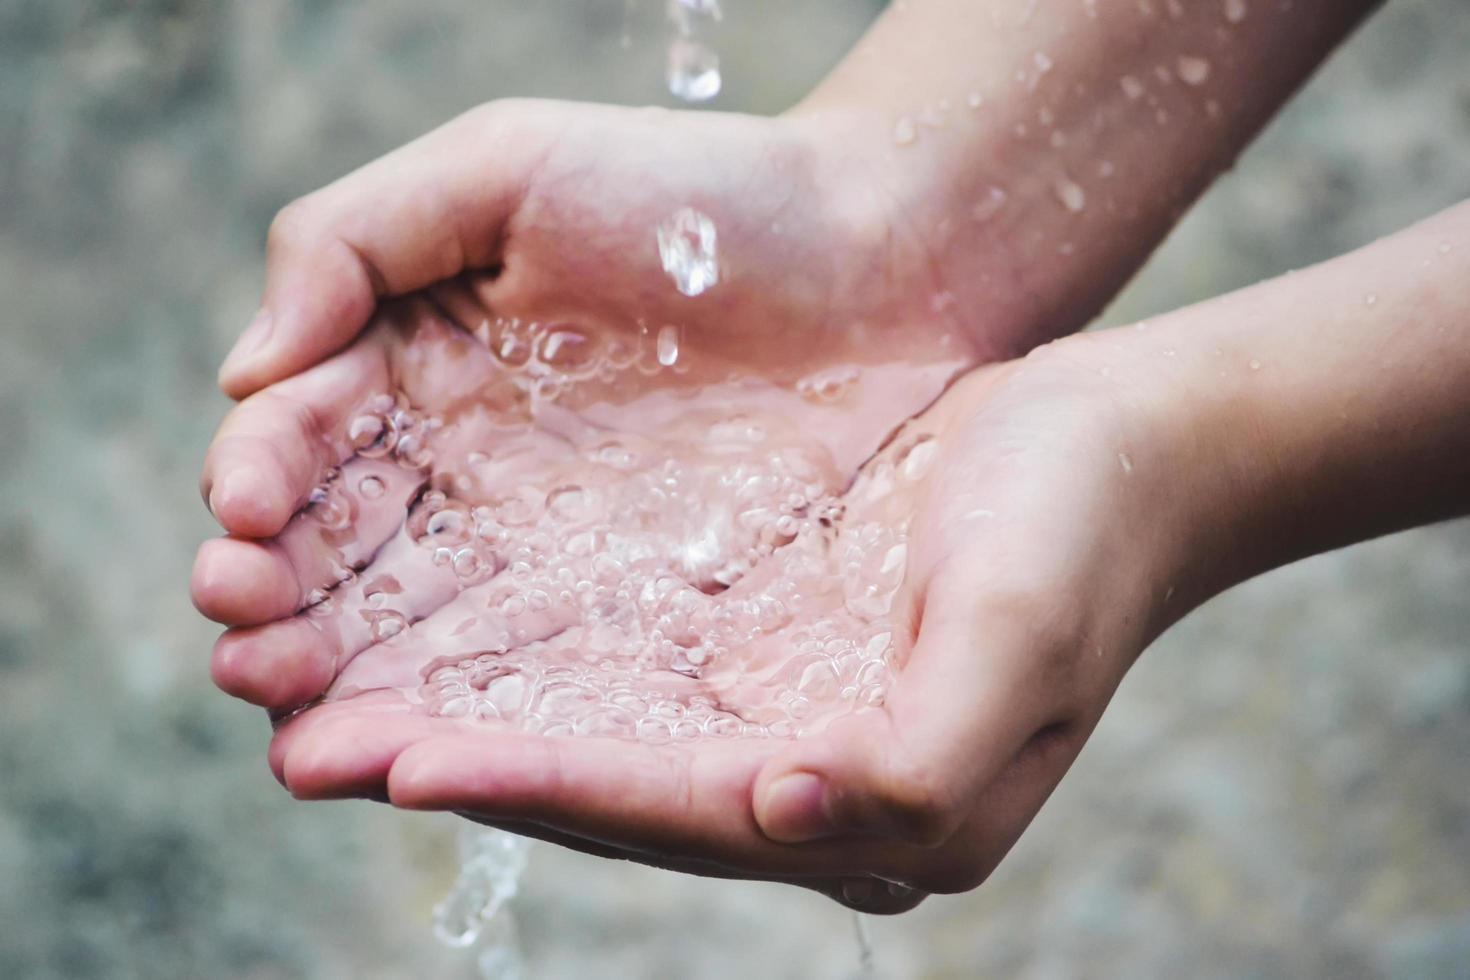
[219,102,543,399]
[753,592,1060,848]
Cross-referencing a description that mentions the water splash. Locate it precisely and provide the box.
[433,827,530,946]
[657,207,720,296]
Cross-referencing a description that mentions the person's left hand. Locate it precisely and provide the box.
[259,330,1201,913]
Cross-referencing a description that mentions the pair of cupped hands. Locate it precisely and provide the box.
[194,100,1199,913]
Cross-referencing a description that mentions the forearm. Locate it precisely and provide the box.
[1117,200,1470,616]
[794,0,1382,355]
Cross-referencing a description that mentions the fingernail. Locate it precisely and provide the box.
[219,309,274,384]
[758,772,833,843]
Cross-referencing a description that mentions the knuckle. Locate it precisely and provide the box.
[875,756,963,847]
[461,98,529,141]
[267,197,318,253]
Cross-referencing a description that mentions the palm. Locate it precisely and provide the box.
[239,282,962,732]
[226,338,1138,911]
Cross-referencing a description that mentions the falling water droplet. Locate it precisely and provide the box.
[1118,452,1134,474]
[1249,359,1262,371]
[657,207,719,296]
[893,115,917,145]
[1223,0,1248,23]
[1120,75,1145,100]
[667,38,721,102]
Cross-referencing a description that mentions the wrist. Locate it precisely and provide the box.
[780,100,1053,364]
[1085,201,1470,623]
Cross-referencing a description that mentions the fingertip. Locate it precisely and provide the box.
[191,538,300,626]
[209,462,293,538]
[281,724,393,802]
[211,619,337,710]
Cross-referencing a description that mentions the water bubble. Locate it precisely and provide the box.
[425,508,469,544]
[358,475,385,500]
[657,208,719,297]
[490,319,534,369]
[546,485,597,523]
[796,365,860,403]
[349,413,397,458]
[452,548,484,580]
[1118,452,1134,475]
[1223,0,1248,23]
[1120,75,1145,100]
[369,610,407,642]
[537,325,599,376]
[893,115,918,145]
[656,324,682,367]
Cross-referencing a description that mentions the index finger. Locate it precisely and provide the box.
[219,101,550,399]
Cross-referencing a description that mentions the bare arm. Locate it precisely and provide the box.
[797,0,1384,355]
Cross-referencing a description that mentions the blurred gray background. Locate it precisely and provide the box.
[2,1,1468,977]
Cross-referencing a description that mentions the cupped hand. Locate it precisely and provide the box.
[219,325,1196,914]
[215,98,1009,403]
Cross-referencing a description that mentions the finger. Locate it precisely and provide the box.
[211,525,462,710]
[218,102,545,398]
[273,694,444,800]
[328,569,579,696]
[461,816,927,914]
[192,457,427,629]
[191,537,299,626]
[274,700,932,907]
[384,732,921,880]
[203,335,392,537]
[752,582,1067,848]
[213,618,341,711]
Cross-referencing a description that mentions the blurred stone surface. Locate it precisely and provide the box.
[0,1,1466,977]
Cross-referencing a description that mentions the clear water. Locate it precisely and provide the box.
[301,313,960,742]
[666,0,722,101]
[283,305,961,975]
